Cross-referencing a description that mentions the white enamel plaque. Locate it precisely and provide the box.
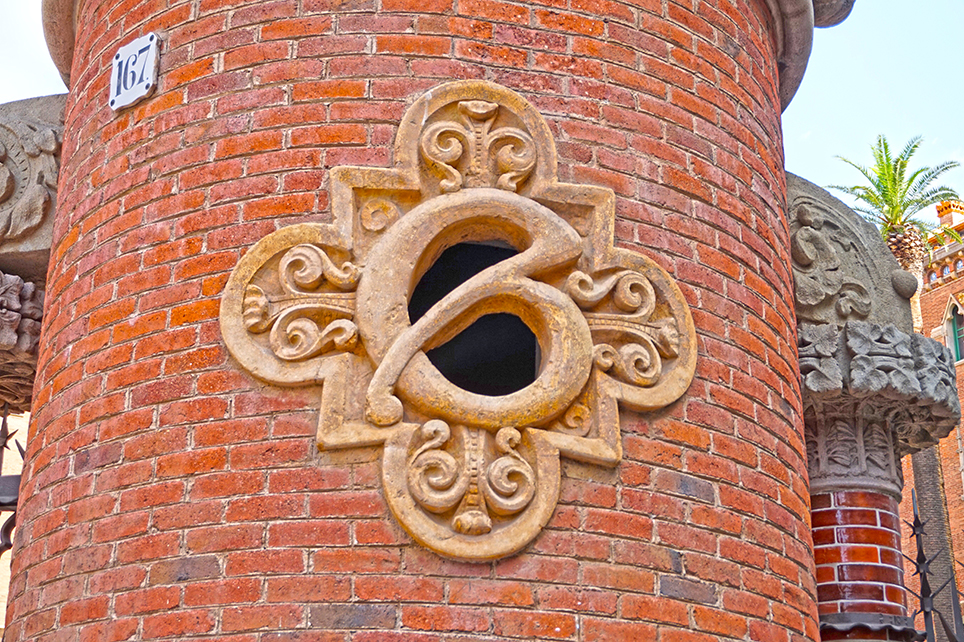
[109,33,159,111]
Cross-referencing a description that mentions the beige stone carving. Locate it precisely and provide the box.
[221,81,697,560]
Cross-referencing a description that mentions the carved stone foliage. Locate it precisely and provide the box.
[0,95,66,287]
[801,320,959,494]
[788,173,917,332]
[221,81,697,561]
[0,271,44,414]
[0,110,61,242]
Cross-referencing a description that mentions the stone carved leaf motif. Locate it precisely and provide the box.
[863,422,892,476]
[242,244,360,362]
[798,324,842,393]
[848,322,920,395]
[0,269,44,412]
[913,334,959,411]
[567,269,678,388]
[419,100,536,193]
[826,420,858,471]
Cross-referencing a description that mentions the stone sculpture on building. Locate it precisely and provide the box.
[221,81,698,560]
[790,173,960,640]
[0,96,61,413]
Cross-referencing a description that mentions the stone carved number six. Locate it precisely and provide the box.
[220,81,698,561]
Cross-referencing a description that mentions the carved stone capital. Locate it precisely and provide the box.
[800,321,960,461]
[0,271,45,413]
[220,80,698,560]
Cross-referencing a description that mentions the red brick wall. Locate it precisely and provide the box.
[901,274,964,617]
[812,491,907,621]
[7,0,817,640]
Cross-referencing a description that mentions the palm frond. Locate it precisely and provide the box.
[829,135,962,237]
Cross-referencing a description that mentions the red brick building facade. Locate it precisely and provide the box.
[3,1,928,640]
[903,200,964,612]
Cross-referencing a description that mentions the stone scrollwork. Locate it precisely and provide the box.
[220,81,697,560]
[789,173,916,332]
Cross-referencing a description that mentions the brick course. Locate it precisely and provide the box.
[901,267,964,632]
[8,0,816,640]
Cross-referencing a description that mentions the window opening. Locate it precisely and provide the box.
[953,307,964,361]
[943,265,951,276]
[408,242,538,396]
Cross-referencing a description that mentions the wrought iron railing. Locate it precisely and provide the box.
[906,490,964,642]
[0,405,23,555]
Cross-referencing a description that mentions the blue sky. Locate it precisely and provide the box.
[783,0,964,223]
[1,1,961,222]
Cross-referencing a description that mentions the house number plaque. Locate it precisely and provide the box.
[109,33,159,111]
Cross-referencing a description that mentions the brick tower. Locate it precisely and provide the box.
[4,0,874,640]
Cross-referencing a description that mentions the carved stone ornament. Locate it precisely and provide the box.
[0,271,44,414]
[0,107,61,243]
[788,173,917,332]
[799,305,959,496]
[220,81,697,560]
[0,94,66,286]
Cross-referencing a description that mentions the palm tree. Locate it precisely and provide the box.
[830,134,960,331]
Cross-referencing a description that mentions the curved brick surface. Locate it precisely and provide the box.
[8,0,815,640]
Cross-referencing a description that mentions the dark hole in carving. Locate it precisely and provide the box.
[408,242,538,396]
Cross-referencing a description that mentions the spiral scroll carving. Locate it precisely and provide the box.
[220,80,697,560]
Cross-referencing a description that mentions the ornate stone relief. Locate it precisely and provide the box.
[0,271,44,414]
[221,81,697,560]
[791,173,960,494]
[0,95,65,286]
[0,109,61,243]
[788,173,917,331]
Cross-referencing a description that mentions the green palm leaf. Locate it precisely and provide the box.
[829,135,960,240]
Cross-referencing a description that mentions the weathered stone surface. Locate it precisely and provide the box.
[813,0,857,26]
[220,80,697,561]
[0,94,65,286]
[41,0,76,86]
[789,172,915,332]
[0,270,44,413]
[792,169,946,639]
